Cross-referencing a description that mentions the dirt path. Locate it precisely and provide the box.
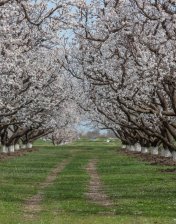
[86,159,113,208]
[24,159,70,220]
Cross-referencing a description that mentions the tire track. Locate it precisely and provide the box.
[24,158,70,220]
[86,159,113,208]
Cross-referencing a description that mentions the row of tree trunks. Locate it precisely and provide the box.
[123,144,176,161]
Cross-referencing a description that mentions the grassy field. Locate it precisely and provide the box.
[0,138,175,224]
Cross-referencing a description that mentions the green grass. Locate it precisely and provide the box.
[33,139,53,146]
[0,138,175,223]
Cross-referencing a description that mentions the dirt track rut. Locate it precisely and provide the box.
[86,159,113,207]
[24,159,70,220]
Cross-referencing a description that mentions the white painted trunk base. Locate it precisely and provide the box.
[129,145,135,152]
[21,144,27,149]
[135,143,141,152]
[2,145,8,153]
[163,149,172,158]
[141,147,149,154]
[151,147,159,155]
[27,143,32,148]
[9,145,15,153]
[172,151,176,161]
[15,144,20,150]
[126,145,135,151]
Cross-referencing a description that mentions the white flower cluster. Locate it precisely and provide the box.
[66,0,176,152]
[0,0,79,148]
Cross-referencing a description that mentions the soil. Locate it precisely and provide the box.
[85,159,114,208]
[0,148,38,160]
[120,149,176,166]
[24,159,70,220]
[160,168,176,174]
